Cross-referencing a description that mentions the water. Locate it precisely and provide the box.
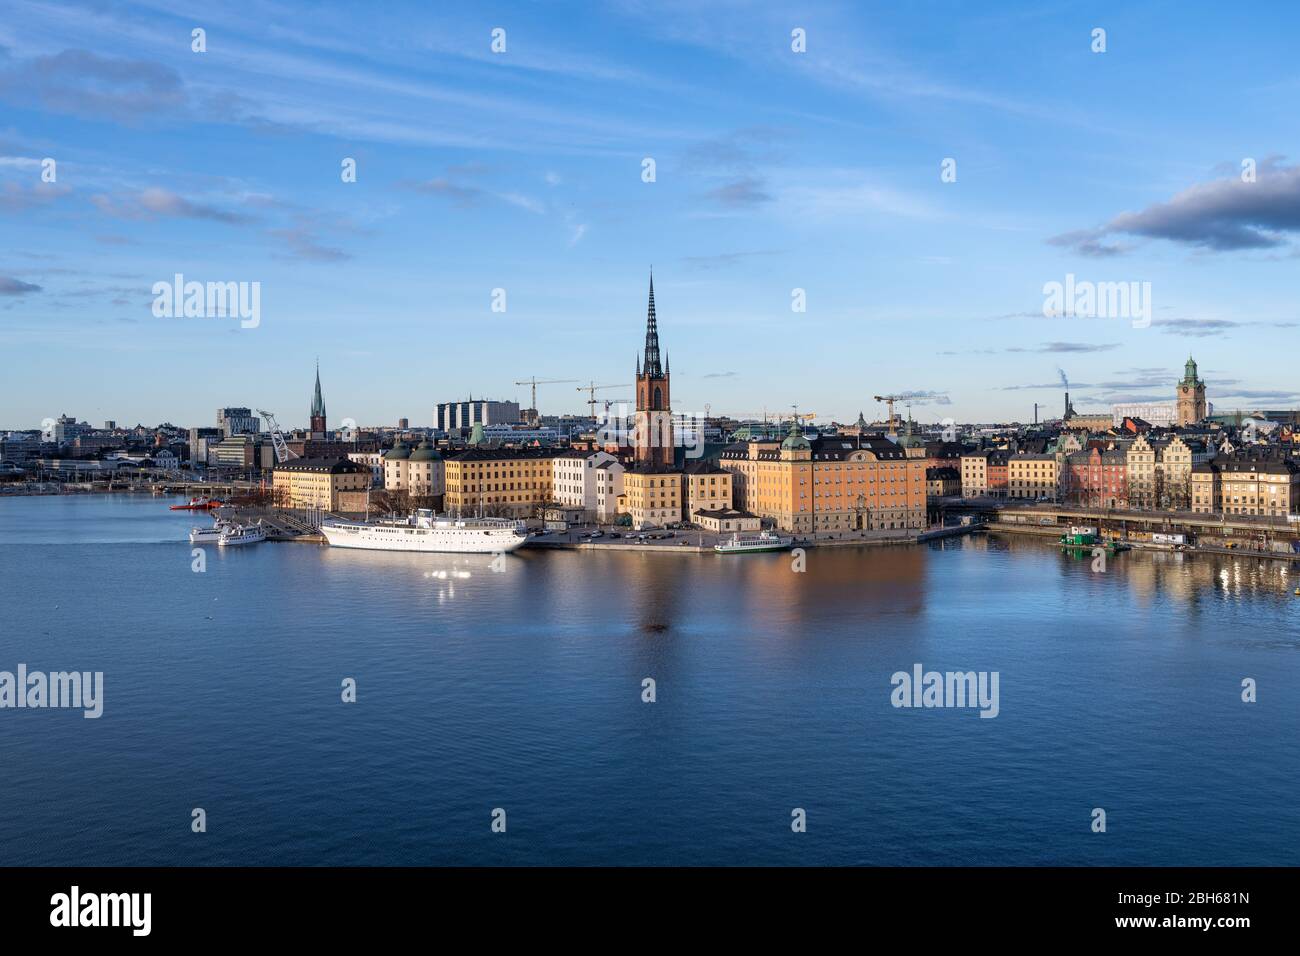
[1,494,1297,866]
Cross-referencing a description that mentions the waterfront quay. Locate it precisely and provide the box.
[968,501,1300,560]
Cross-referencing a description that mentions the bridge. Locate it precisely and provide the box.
[935,497,1299,546]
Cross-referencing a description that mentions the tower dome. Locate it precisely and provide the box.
[408,439,441,461]
[384,441,411,460]
[781,421,810,451]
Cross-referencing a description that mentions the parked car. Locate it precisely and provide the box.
[589,530,603,538]
[608,532,621,539]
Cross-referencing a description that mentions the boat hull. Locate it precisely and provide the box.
[321,524,527,554]
[714,533,794,554]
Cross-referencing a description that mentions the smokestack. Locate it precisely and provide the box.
[1064,392,1069,418]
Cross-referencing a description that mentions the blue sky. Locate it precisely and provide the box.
[2,0,1299,429]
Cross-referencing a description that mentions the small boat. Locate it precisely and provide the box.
[1060,525,1126,553]
[189,518,231,544]
[714,530,794,554]
[170,495,224,511]
[217,520,265,547]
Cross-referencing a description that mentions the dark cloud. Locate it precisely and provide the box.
[90,188,255,224]
[948,342,1117,356]
[1006,342,1120,354]
[0,275,42,295]
[0,47,187,122]
[409,178,486,206]
[1046,231,1132,258]
[704,177,773,207]
[1156,318,1239,337]
[1049,157,1300,254]
[1213,388,1300,402]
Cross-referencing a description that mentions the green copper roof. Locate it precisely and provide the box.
[408,439,441,461]
[781,421,810,450]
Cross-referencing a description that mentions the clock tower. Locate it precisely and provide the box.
[1175,355,1206,427]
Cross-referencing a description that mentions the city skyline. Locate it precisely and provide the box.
[4,1,1300,427]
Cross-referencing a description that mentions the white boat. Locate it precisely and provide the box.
[189,517,232,544]
[217,520,266,547]
[320,509,528,554]
[714,530,794,554]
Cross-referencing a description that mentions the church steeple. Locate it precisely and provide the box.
[633,270,672,466]
[310,360,327,433]
[642,271,662,378]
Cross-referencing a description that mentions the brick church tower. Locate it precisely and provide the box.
[634,273,673,466]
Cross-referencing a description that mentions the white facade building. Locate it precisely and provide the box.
[348,451,385,487]
[552,450,623,521]
[1112,401,1214,427]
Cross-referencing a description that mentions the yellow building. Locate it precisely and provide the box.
[719,426,926,536]
[443,448,562,518]
[621,466,683,529]
[683,461,733,519]
[272,457,370,510]
[1191,463,1220,514]
[1007,454,1059,500]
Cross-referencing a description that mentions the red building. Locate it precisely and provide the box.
[1064,447,1128,508]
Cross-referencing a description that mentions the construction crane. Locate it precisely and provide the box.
[577,382,632,415]
[873,395,904,436]
[257,409,299,464]
[514,377,578,416]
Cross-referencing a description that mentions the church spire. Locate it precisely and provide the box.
[311,360,326,418]
[642,270,662,378]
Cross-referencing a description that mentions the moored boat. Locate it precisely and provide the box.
[714,530,794,554]
[217,520,266,547]
[321,509,527,554]
[189,517,232,544]
[1060,525,1126,553]
[170,495,224,511]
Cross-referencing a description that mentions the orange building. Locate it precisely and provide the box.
[719,425,926,536]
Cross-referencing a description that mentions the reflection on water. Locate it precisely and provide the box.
[1,495,1297,866]
[991,530,1298,605]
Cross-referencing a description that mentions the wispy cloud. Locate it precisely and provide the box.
[90,187,255,224]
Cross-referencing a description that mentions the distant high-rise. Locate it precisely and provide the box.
[633,272,673,466]
[435,399,521,432]
[310,362,327,435]
[216,407,259,438]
